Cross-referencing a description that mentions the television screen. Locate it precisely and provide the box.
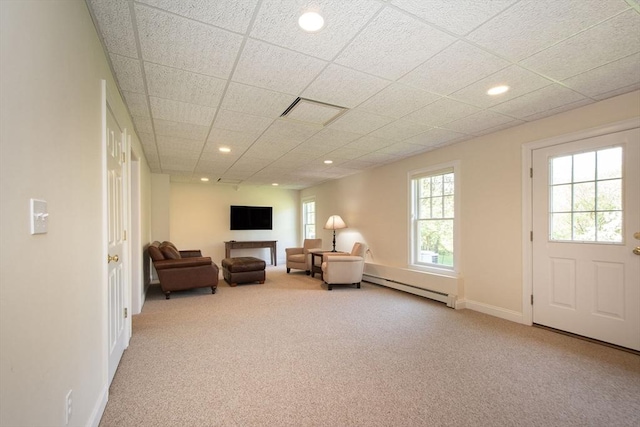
[230,205,273,230]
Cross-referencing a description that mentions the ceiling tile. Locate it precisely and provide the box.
[346,135,395,151]
[132,116,154,134]
[378,142,428,156]
[335,8,456,80]
[563,53,640,99]
[592,83,640,101]
[440,110,516,135]
[213,109,274,135]
[491,84,587,120]
[250,0,382,60]
[198,150,241,169]
[403,98,479,126]
[109,54,145,94]
[160,155,198,169]
[400,41,510,96]
[358,83,441,118]
[194,158,233,173]
[369,119,432,141]
[268,153,310,168]
[206,127,260,149]
[288,141,337,157]
[325,146,370,160]
[339,159,377,170]
[391,0,517,36]
[356,151,399,164]
[260,120,321,145]
[144,63,227,108]
[521,98,593,122]
[473,119,526,137]
[404,128,468,147]
[89,0,138,57]
[135,4,243,78]
[221,82,297,118]
[138,133,157,149]
[302,64,390,108]
[449,65,552,108]
[229,156,272,169]
[153,119,210,141]
[304,128,363,146]
[467,0,629,61]
[232,39,327,94]
[136,0,259,33]
[243,142,288,160]
[149,97,216,126]
[326,109,394,134]
[281,99,347,126]
[156,135,204,153]
[121,91,150,117]
[520,10,640,81]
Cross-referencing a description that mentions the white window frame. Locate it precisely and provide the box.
[302,197,316,240]
[408,161,461,276]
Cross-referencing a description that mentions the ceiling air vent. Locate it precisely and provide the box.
[280,97,347,126]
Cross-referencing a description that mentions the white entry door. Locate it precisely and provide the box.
[106,104,127,383]
[532,128,640,350]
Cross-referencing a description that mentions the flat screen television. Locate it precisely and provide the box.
[230,205,273,230]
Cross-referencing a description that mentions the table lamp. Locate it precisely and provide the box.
[324,215,347,252]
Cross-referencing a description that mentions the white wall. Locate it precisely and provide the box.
[151,173,171,242]
[0,2,151,426]
[302,91,640,318]
[168,183,300,265]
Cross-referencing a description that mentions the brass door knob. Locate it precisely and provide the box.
[108,254,120,263]
[633,247,640,256]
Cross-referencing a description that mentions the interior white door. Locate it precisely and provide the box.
[532,128,640,350]
[107,105,127,383]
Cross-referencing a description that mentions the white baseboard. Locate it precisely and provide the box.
[458,299,525,324]
[89,385,108,427]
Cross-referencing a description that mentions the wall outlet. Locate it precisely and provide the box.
[65,390,72,425]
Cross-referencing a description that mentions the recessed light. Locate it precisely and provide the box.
[219,147,231,153]
[272,183,279,186]
[200,177,209,182]
[324,160,333,164]
[487,85,510,96]
[299,12,324,32]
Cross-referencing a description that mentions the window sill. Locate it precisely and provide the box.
[408,263,460,278]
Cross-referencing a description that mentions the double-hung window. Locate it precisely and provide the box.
[410,162,459,272]
[302,199,316,239]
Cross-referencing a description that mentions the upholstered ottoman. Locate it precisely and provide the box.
[222,257,266,287]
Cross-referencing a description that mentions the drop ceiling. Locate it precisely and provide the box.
[87,0,640,189]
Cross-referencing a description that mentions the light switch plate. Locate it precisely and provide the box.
[30,198,48,235]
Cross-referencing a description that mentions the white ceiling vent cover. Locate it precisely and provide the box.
[280,98,348,126]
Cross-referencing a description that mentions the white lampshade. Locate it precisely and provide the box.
[324,215,347,230]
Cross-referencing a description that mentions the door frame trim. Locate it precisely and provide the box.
[521,117,640,326]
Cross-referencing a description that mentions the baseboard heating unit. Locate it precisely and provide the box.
[363,263,458,308]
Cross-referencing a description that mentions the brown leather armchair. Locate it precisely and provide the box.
[148,241,219,299]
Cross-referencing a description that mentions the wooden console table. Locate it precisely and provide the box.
[224,240,277,265]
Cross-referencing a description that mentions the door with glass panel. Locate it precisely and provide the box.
[532,128,639,350]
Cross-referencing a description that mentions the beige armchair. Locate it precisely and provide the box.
[321,242,367,290]
[286,239,323,274]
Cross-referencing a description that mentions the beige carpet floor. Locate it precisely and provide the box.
[100,265,640,426]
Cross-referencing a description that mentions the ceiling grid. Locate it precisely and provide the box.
[86,0,640,189]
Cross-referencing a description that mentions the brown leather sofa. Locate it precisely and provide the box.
[148,241,219,299]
